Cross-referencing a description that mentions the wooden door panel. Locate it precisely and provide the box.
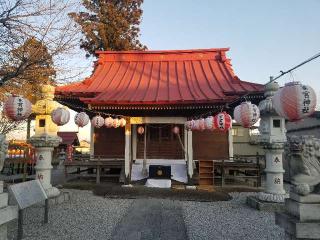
[94,128,125,158]
[193,131,229,160]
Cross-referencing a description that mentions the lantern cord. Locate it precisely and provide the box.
[271,51,320,82]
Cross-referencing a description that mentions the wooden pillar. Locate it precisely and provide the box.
[142,124,148,176]
[132,125,137,161]
[228,129,233,159]
[187,130,193,179]
[90,124,94,157]
[124,122,132,183]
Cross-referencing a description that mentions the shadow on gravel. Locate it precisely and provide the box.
[93,183,232,202]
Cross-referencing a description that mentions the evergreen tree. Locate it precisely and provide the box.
[70,0,147,57]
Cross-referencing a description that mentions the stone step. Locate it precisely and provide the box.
[0,205,18,225]
[0,193,8,209]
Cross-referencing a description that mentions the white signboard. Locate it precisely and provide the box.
[9,180,47,209]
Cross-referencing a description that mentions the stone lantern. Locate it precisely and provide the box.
[28,85,61,198]
[257,79,288,202]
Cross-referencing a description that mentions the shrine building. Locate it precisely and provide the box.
[55,48,264,183]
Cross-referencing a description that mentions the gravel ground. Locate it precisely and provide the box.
[7,190,285,240]
[8,190,133,240]
[182,192,285,240]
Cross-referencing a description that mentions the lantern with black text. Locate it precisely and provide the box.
[74,112,89,127]
[91,115,104,128]
[105,117,113,128]
[272,82,317,121]
[214,112,232,131]
[234,102,260,128]
[51,107,70,126]
[4,96,32,121]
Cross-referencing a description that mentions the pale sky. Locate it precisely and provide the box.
[10,0,320,141]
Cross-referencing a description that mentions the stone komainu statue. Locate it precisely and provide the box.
[286,135,320,195]
[0,134,8,172]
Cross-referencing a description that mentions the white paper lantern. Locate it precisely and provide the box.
[272,82,317,121]
[112,118,120,128]
[3,96,32,121]
[189,120,196,131]
[234,102,260,128]
[204,116,215,131]
[198,118,205,131]
[51,107,70,126]
[91,115,105,128]
[137,126,144,135]
[105,117,113,128]
[192,119,200,131]
[214,112,232,131]
[74,112,89,127]
[119,118,126,127]
[172,126,180,134]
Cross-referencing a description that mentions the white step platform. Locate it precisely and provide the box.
[145,179,172,188]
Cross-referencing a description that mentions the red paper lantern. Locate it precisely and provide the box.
[91,115,104,128]
[272,82,317,121]
[113,118,120,128]
[204,116,215,130]
[3,96,32,121]
[105,117,113,128]
[172,126,180,134]
[137,126,144,135]
[234,102,260,128]
[51,108,70,126]
[119,118,126,127]
[74,112,89,127]
[214,112,232,131]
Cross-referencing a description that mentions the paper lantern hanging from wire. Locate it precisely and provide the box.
[272,82,317,121]
[192,119,200,131]
[74,112,89,127]
[198,118,206,131]
[172,126,180,134]
[214,112,232,131]
[204,116,215,131]
[51,107,70,126]
[91,115,105,128]
[234,102,260,128]
[119,118,126,127]
[112,118,120,128]
[105,117,113,128]
[137,126,144,135]
[3,96,32,121]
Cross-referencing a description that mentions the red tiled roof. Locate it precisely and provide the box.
[57,132,80,146]
[55,48,263,105]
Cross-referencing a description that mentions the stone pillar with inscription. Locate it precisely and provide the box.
[28,85,61,198]
[257,80,288,203]
[247,80,288,210]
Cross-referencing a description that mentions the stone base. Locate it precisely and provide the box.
[285,198,320,221]
[257,192,289,202]
[45,186,60,198]
[48,191,71,205]
[276,212,320,239]
[246,195,285,211]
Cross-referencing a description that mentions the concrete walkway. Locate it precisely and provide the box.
[111,199,188,240]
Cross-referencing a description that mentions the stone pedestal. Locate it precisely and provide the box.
[276,192,320,239]
[28,135,61,198]
[257,144,288,203]
[0,181,18,240]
